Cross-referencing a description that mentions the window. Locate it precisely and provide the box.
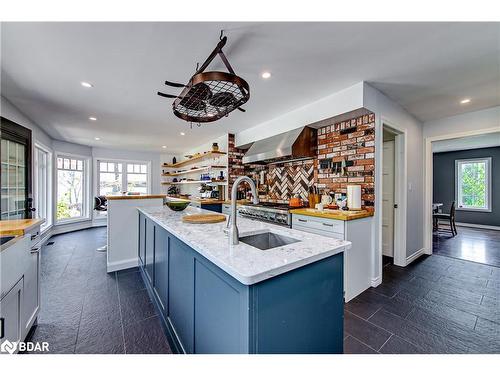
[34,144,52,232]
[455,158,491,211]
[56,155,88,222]
[96,160,150,196]
[1,139,27,219]
[126,163,148,194]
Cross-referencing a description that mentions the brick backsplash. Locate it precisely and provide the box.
[316,112,375,211]
[227,111,375,210]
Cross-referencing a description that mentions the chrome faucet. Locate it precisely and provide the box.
[229,176,259,245]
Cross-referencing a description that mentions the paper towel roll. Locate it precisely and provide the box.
[347,185,362,210]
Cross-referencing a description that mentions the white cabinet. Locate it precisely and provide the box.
[0,224,42,351]
[22,246,40,334]
[292,214,372,302]
[0,278,24,353]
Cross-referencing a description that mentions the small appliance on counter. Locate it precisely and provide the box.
[347,184,362,210]
[289,194,303,208]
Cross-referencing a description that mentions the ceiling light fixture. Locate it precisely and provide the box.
[180,132,185,136]
[89,116,97,121]
[261,71,271,79]
[94,137,100,141]
[460,98,471,104]
[81,81,93,88]
[162,145,167,149]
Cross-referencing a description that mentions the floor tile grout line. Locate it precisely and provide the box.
[115,271,127,354]
[365,307,382,321]
[377,333,393,352]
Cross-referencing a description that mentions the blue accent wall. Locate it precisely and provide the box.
[433,146,499,227]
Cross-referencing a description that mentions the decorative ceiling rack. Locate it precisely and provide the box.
[157,34,250,124]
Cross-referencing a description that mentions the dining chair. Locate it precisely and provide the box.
[433,201,457,236]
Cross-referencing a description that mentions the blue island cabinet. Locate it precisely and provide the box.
[138,212,344,354]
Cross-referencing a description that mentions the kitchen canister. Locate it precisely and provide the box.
[347,184,362,210]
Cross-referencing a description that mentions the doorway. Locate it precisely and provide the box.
[380,121,407,268]
[1,117,33,219]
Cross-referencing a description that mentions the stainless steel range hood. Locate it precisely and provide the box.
[242,127,317,164]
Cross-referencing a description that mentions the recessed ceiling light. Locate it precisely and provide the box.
[94,137,100,141]
[460,98,471,104]
[162,145,167,149]
[81,81,93,88]
[261,71,271,79]
[180,132,185,136]
[89,116,97,121]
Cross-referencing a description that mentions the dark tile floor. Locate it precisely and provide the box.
[433,226,500,267]
[344,253,500,354]
[28,227,500,354]
[27,227,171,354]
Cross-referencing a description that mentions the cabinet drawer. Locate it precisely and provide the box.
[25,226,41,248]
[292,214,345,235]
[292,224,345,240]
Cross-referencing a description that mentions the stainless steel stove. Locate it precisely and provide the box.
[237,202,292,227]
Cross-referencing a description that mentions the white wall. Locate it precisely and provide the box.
[1,96,53,149]
[423,106,500,138]
[363,83,425,282]
[235,82,365,147]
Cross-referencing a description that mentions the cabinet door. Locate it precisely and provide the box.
[23,246,40,335]
[153,226,169,315]
[168,236,194,353]
[0,278,23,352]
[138,213,146,266]
[145,218,155,284]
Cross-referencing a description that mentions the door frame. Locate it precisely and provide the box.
[423,126,499,254]
[380,118,407,268]
[1,116,33,219]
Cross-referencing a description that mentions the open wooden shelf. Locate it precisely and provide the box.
[163,151,227,168]
[162,165,227,177]
[161,180,227,186]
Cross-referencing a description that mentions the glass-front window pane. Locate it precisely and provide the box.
[1,139,27,219]
[57,169,84,220]
[457,159,489,210]
[99,172,123,195]
[127,173,147,193]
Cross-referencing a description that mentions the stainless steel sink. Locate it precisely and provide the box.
[239,231,300,250]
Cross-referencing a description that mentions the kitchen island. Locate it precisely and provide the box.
[137,205,350,354]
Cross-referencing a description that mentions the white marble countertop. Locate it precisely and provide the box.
[138,205,351,285]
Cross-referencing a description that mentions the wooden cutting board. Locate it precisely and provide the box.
[182,214,226,224]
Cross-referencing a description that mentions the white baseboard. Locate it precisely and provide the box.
[371,276,382,287]
[107,258,139,273]
[406,248,426,265]
[456,222,500,231]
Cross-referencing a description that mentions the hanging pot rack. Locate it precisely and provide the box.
[157,34,250,124]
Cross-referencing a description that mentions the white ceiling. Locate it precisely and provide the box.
[1,22,499,153]
[432,132,500,153]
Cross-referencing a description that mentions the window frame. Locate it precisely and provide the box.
[34,142,53,233]
[94,157,151,201]
[455,157,492,212]
[55,152,91,225]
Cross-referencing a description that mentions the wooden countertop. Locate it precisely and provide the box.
[0,218,45,236]
[106,194,167,201]
[166,196,224,205]
[290,208,374,221]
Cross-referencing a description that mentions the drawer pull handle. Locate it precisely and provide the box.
[298,219,307,223]
[30,247,40,254]
[322,223,333,227]
[0,317,4,339]
[31,234,39,240]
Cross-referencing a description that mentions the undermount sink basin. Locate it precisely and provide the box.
[239,231,300,250]
[1,236,16,246]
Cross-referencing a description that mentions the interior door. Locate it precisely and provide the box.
[1,117,33,220]
[382,140,395,257]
